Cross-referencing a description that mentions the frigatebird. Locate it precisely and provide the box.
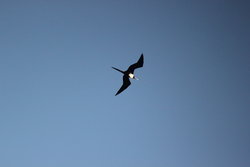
[112,54,144,96]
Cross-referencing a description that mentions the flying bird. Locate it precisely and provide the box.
[112,54,144,96]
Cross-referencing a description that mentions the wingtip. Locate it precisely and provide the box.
[140,53,144,60]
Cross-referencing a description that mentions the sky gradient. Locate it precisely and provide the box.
[0,0,250,166]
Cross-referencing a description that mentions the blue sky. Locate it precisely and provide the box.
[0,0,250,166]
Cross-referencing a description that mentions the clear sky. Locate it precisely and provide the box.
[0,0,249,166]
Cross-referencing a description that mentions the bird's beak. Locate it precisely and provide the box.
[134,76,139,80]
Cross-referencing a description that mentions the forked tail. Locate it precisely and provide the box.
[112,67,124,74]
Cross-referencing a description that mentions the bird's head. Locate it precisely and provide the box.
[129,73,139,80]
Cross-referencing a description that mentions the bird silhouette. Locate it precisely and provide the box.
[112,54,144,96]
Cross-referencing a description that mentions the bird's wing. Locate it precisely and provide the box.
[115,75,131,96]
[127,54,144,73]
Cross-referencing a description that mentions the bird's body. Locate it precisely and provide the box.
[112,54,144,96]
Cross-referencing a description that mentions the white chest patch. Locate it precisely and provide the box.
[128,73,134,78]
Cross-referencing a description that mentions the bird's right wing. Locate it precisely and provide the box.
[115,75,131,96]
[127,54,144,73]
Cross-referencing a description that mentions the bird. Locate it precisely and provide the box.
[112,54,144,96]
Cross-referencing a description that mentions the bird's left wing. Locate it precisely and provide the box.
[115,75,131,96]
